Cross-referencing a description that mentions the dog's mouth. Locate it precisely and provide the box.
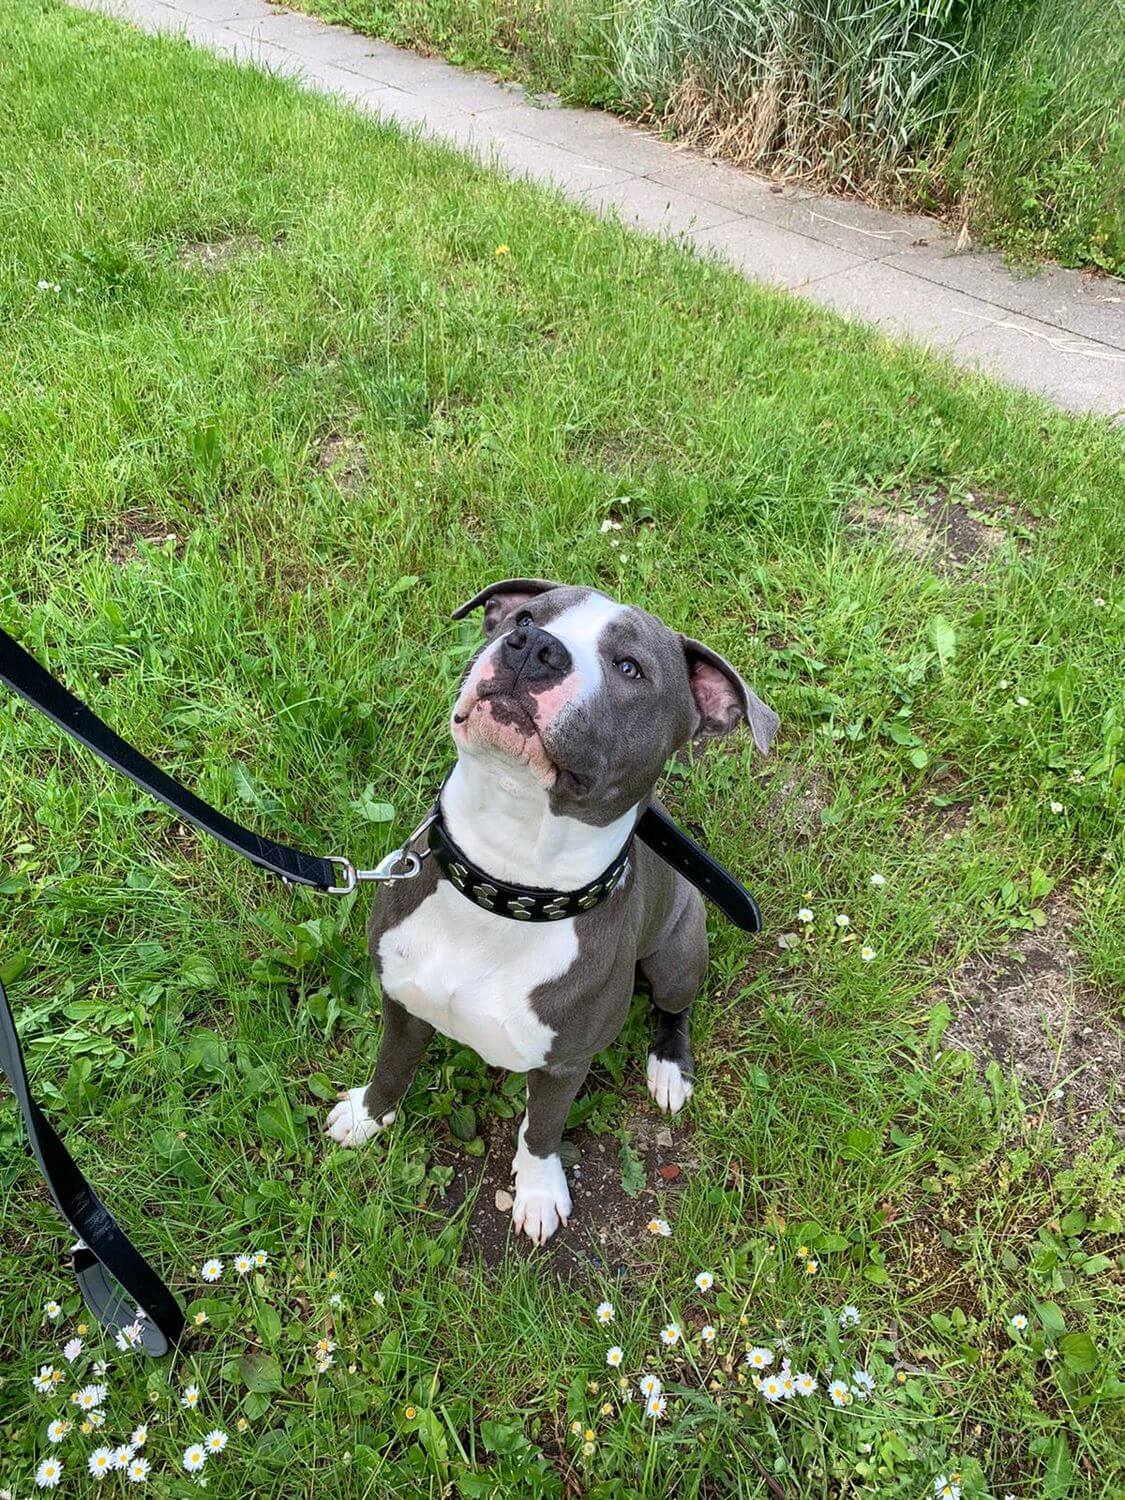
[452,691,559,783]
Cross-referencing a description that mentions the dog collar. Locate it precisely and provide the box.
[427,812,632,921]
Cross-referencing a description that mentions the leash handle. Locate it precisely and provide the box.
[0,976,185,1355]
[0,626,339,892]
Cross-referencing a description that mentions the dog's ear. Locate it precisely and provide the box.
[452,578,564,637]
[681,637,779,753]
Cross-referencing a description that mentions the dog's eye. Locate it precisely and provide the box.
[515,611,533,627]
[615,658,643,680]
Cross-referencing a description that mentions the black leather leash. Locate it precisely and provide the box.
[0,621,760,1355]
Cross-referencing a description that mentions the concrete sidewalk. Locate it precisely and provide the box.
[72,0,1125,419]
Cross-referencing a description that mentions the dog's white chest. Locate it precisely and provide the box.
[377,884,573,1071]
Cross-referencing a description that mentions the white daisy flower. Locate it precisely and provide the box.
[605,1347,624,1368]
[835,913,850,928]
[181,1383,200,1408]
[88,1448,113,1480]
[1049,801,1063,814]
[127,1456,150,1483]
[32,1365,58,1393]
[93,1360,109,1377]
[839,1305,860,1327]
[110,1445,135,1470]
[234,1254,254,1276]
[183,1445,207,1473]
[131,1426,148,1448]
[45,1301,63,1321]
[797,908,814,923]
[638,1374,662,1398]
[999,679,1009,690]
[595,1301,614,1325]
[372,1291,385,1307]
[200,1259,223,1283]
[795,1372,817,1395]
[760,1375,784,1402]
[646,1218,672,1237]
[88,1409,106,1429]
[599,518,622,533]
[193,1311,209,1327]
[644,1393,667,1419]
[204,1430,228,1454]
[316,1354,334,1373]
[852,1369,875,1397]
[47,1419,70,1443]
[1093,597,1106,607]
[660,1323,681,1346]
[1016,696,1030,707]
[315,1337,335,1357]
[35,1458,63,1489]
[934,1478,960,1500]
[115,1323,143,1352]
[1010,1313,1028,1332]
[36,280,62,293]
[828,1379,852,1407]
[252,1250,268,1268]
[779,1371,797,1399]
[328,1294,342,1308]
[71,1384,104,1411]
[62,1337,83,1362]
[700,1325,716,1343]
[860,946,875,962]
[745,1347,773,1370]
[869,873,886,887]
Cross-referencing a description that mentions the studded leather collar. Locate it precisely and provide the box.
[426,812,632,921]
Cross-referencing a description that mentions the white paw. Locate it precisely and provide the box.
[647,1054,694,1114]
[511,1120,572,1246]
[324,1088,395,1149]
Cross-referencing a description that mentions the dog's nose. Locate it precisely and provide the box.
[501,622,572,682]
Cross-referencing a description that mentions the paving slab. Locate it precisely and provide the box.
[64,0,1125,418]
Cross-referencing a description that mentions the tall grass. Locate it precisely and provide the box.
[292,0,1124,271]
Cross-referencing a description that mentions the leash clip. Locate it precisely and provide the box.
[333,811,438,892]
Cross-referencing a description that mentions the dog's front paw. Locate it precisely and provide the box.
[511,1150,572,1246]
[324,1088,395,1149]
[646,1053,694,1114]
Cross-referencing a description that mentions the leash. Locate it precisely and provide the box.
[0,622,760,1355]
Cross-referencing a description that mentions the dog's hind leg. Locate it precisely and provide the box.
[637,886,708,1115]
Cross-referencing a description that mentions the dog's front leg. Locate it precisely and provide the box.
[325,997,433,1148]
[512,1064,588,1246]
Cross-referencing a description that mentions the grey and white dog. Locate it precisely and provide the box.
[326,579,778,1244]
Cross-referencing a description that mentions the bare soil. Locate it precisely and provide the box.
[851,484,1033,574]
[177,234,266,270]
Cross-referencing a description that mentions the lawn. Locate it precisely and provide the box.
[1,2,1123,1496]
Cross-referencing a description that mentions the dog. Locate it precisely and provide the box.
[325,579,778,1244]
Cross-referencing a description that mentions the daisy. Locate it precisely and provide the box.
[745,1347,773,1370]
[760,1375,784,1402]
[201,1260,223,1283]
[183,1445,207,1473]
[644,1393,667,1419]
[372,1291,385,1307]
[797,908,814,923]
[234,1254,254,1276]
[193,1310,209,1326]
[779,1371,797,1398]
[638,1374,662,1398]
[861,946,875,963]
[253,1250,268,1268]
[45,1300,62,1321]
[110,1446,135,1470]
[204,1431,228,1455]
[870,873,886,887]
[835,913,850,928]
[316,1354,334,1373]
[88,1409,106,1428]
[1016,696,1029,707]
[47,1419,70,1443]
[131,1427,148,1447]
[646,1218,672,1237]
[805,1259,819,1274]
[33,1365,59,1393]
[1049,801,1063,813]
[127,1456,150,1484]
[595,1301,614,1325]
[660,1323,681,1346]
[852,1369,875,1397]
[35,1458,63,1489]
[115,1323,143,1351]
[605,1347,624,1369]
[71,1384,104,1411]
[935,1478,960,1500]
[839,1305,861,1327]
[700,1325,716,1343]
[795,1372,817,1395]
[1010,1314,1028,1332]
[828,1379,852,1407]
[88,1448,113,1480]
[63,1337,83,1362]
[181,1384,200,1409]
[93,1360,109,1378]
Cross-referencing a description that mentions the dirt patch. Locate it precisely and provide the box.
[315,432,370,494]
[944,896,1124,1137]
[436,1110,694,1280]
[105,508,180,565]
[177,234,266,271]
[754,759,831,847]
[851,485,1032,575]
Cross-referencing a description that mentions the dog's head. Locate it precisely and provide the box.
[450,579,778,825]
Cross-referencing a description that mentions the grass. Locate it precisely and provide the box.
[292,0,1125,273]
[1,1,1124,1495]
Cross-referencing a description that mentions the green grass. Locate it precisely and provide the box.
[293,0,1125,273]
[1,1,1124,1495]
